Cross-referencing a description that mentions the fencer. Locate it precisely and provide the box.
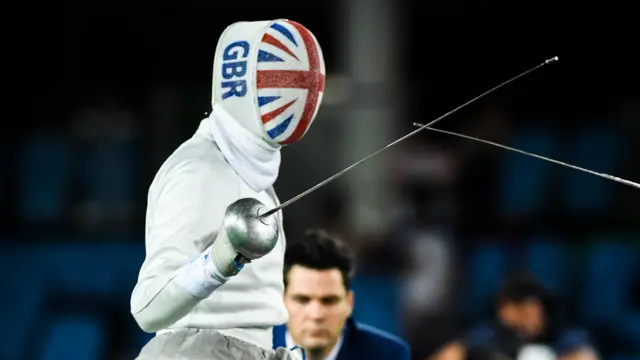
[130,19,325,359]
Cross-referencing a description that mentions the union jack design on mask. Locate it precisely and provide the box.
[256,20,326,145]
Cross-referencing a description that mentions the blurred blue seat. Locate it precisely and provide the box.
[463,243,505,319]
[17,132,73,224]
[0,245,47,360]
[580,240,637,325]
[562,125,619,214]
[40,315,105,360]
[80,140,138,208]
[0,241,145,359]
[498,126,556,217]
[43,241,144,300]
[525,239,570,295]
[351,274,402,336]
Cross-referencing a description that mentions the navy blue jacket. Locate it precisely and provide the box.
[273,318,410,360]
[464,321,593,359]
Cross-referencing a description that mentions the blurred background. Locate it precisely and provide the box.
[3,0,640,359]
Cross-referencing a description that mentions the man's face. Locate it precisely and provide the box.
[498,298,545,340]
[284,265,353,354]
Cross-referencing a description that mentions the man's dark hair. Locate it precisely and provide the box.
[495,271,565,341]
[284,229,356,289]
[496,271,550,304]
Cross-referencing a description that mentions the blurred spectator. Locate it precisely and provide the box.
[68,94,140,231]
[430,272,598,360]
[273,229,411,360]
[384,133,460,350]
[453,101,511,231]
[69,94,137,144]
[401,228,455,322]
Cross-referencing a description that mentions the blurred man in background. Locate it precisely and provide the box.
[430,273,598,360]
[130,19,326,359]
[273,229,411,360]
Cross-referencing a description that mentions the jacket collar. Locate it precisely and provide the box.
[273,317,358,357]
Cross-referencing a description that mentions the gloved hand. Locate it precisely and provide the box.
[210,198,280,277]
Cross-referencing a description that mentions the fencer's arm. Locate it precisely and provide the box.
[130,160,239,333]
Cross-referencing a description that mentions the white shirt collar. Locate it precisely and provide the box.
[285,330,343,360]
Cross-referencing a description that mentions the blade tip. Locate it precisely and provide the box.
[546,56,559,64]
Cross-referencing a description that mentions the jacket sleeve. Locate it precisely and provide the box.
[130,159,240,333]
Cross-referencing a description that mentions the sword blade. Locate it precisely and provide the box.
[261,57,559,218]
[413,124,640,189]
